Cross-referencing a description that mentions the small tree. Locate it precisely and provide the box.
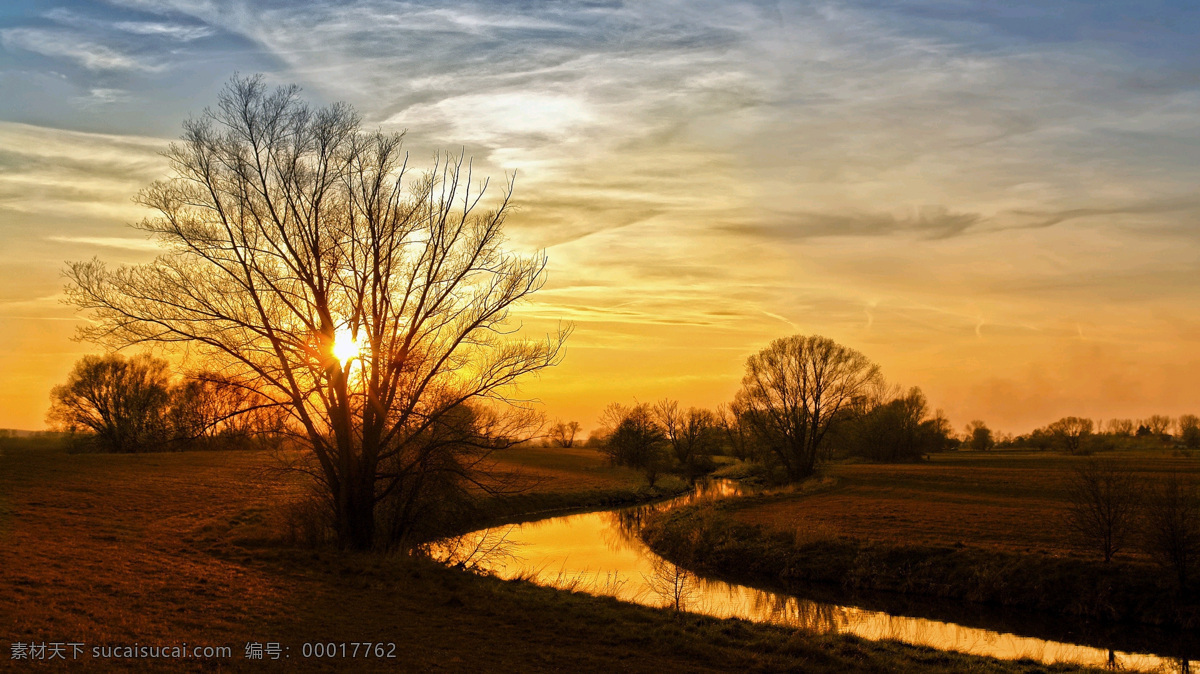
[1142,473,1200,589]
[603,403,665,471]
[645,558,697,613]
[47,353,174,452]
[545,420,581,448]
[1046,417,1094,454]
[1064,460,1139,563]
[965,420,994,450]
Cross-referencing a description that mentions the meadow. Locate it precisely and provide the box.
[0,438,1101,672]
[735,451,1199,559]
[645,450,1200,630]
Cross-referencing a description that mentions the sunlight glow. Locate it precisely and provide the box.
[332,327,361,366]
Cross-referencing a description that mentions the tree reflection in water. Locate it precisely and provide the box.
[744,588,847,633]
[645,559,698,613]
[425,525,524,574]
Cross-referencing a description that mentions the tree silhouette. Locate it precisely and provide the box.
[654,399,718,480]
[65,76,568,549]
[47,353,173,453]
[1179,414,1200,449]
[1065,459,1139,563]
[1142,415,1174,437]
[965,420,994,450]
[734,335,880,481]
[546,420,582,448]
[1046,417,1094,454]
[1142,473,1200,589]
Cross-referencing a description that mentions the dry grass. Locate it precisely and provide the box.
[734,451,1200,560]
[0,440,1100,672]
[485,445,648,494]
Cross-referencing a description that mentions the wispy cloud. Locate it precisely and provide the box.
[46,236,160,251]
[725,206,984,241]
[0,121,166,218]
[2,0,1200,430]
[43,8,216,42]
[0,27,162,72]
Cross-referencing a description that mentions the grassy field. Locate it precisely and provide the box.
[644,450,1200,629]
[0,439,1100,672]
[735,451,1200,560]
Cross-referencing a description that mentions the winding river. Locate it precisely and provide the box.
[436,480,1197,672]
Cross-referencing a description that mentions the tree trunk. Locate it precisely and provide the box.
[336,471,376,550]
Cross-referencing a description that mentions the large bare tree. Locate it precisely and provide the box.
[734,335,880,481]
[65,76,568,549]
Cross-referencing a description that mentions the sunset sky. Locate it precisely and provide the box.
[2,1,1199,434]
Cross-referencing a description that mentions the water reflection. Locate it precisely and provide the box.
[433,480,1197,673]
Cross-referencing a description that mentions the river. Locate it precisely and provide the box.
[435,480,1197,672]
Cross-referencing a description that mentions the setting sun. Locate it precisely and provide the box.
[332,327,361,366]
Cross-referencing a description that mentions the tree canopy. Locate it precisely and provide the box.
[65,76,568,549]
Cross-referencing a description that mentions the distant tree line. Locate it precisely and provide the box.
[558,333,1199,490]
[964,413,1200,455]
[47,352,286,453]
[579,334,958,485]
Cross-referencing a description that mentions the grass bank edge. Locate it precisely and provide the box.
[641,490,1200,631]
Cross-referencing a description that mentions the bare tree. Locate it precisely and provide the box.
[425,524,521,574]
[169,371,287,448]
[1142,473,1200,589]
[654,399,717,480]
[1142,415,1174,437]
[1106,418,1134,437]
[64,76,567,549]
[1046,417,1094,454]
[716,403,752,461]
[602,403,667,484]
[47,353,174,452]
[595,402,628,442]
[1064,460,1140,562]
[734,335,881,481]
[545,420,581,448]
[644,558,698,613]
[1177,414,1200,449]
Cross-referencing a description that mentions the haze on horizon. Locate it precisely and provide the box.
[1,0,1198,434]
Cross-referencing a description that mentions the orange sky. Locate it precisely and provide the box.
[2,2,1199,435]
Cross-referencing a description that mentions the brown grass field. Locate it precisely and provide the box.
[733,451,1200,560]
[0,439,1102,672]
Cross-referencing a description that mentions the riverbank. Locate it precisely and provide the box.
[642,462,1200,630]
[1,439,1105,671]
[430,445,692,538]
